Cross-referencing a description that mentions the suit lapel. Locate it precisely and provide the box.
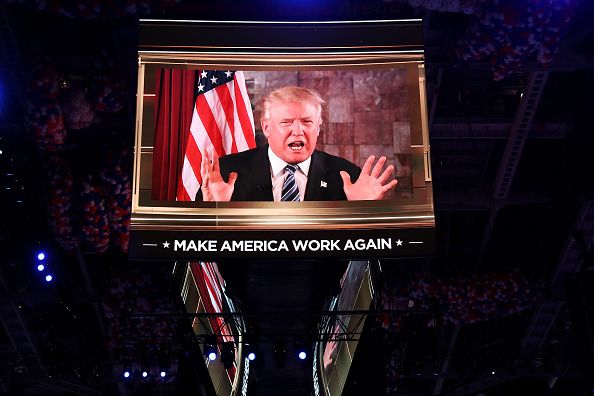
[305,151,329,201]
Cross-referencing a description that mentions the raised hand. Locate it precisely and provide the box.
[200,151,237,202]
[340,155,398,200]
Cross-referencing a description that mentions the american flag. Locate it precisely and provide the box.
[189,262,234,342]
[177,70,256,201]
[190,261,237,378]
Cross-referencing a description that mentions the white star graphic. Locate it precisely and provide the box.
[396,239,403,247]
[210,76,218,85]
[225,71,232,77]
[197,84,204,92]
[163,241,170,248]
[200,70,207,79]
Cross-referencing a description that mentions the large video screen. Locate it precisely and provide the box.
[130,20,435,260]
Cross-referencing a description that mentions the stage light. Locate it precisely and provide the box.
[294,341,309,362]
[245,340,258,361]
[37,264,45,272]
[158,348,171,378]
[123,370,130,378]
[142,371,148,378]
[221,341,235,369]
[491,371,496,375]
[37,252,46,261]
[45,274,53,282]
[204,335,218,361]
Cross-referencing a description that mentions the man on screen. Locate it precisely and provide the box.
[200,86,397,201]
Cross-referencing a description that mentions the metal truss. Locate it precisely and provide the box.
[130,309,430,343]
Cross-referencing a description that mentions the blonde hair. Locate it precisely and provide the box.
[260,86,325,123]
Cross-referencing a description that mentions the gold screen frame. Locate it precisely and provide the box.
[132,22,433,234]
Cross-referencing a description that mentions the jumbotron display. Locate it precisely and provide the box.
[130,19,434,259]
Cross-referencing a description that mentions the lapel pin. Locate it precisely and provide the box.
[321,181,327,188]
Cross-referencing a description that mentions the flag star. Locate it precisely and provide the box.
[225,71,232,77]
[210,76,218,85]
[200,70,208,79]
[197,83,205,92]
[163,241,170,248]
[396,239,403,246]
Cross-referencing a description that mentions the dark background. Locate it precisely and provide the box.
[1,0,594,395]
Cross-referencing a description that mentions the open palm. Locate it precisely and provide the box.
[200,151,237,202]
[340,155,398,200]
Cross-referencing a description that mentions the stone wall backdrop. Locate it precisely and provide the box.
[244,69,412,195]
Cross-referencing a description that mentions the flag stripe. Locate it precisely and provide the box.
[190,263,222,340]
[190,107,218,159]
[234,74,256,149]
[185,134,203,183]
[234,71,254,130]
[180,156,199,201]
[204,87,234,154]
[176,182,191,201]
[189,263,238,376]
[194,262,234,342]
[196,95,226,157]
[214,84,239,154]
[227,79,248,152]
[179,135,203,200]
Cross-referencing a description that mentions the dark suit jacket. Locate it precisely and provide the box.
[205,145,361,201]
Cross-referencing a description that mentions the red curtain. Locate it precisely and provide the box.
[152,69,196,200]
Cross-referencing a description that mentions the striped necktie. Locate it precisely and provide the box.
[281,164,300,202]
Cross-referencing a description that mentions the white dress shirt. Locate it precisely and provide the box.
[268,147,311,202]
